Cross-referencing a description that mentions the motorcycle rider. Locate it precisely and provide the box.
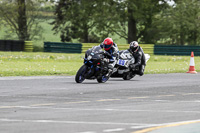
[99,38,119,76]
[128,41,146,76]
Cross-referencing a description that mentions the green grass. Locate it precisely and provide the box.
[145,55,200,74]
[0,52,199,77]
[0,52,83,76]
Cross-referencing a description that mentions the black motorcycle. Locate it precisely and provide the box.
[75,46,111,83]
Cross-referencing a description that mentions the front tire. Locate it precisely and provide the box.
[75,65,88,83]
[97,75,109,83]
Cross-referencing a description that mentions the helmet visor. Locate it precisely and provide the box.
[103,44,112,49]
[132,47,138,51]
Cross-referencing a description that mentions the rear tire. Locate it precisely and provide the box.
[75,65,87,83]
[123,72,135,80]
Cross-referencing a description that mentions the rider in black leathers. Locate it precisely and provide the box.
[128,41,146,76]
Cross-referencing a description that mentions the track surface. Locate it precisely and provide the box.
[0,73,200,133]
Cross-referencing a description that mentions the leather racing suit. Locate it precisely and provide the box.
[128,46,146,76]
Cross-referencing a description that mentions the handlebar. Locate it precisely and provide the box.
[103,51,112,58]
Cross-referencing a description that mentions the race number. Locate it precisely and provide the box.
[118,59,126,66]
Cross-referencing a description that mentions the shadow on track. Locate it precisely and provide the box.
[108,78,140,82]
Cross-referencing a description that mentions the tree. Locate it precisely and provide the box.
[51,0,171,44]
[95,0,168,43]
[18,0,29,40]
[154,0,200,45]
[0,0,43,41]
[52,0,103,43]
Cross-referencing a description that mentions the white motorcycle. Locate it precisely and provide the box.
[110,50,150,80]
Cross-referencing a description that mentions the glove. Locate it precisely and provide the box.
[104,51,112,58]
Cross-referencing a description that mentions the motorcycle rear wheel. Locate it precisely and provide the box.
[75,65,87,83]
[123,72,135,80]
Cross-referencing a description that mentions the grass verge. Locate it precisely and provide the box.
[0,52,199,77]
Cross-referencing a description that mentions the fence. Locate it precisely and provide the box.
[82,43,154,55]
[0,40,34,52]
[24,41,33,52]
[0,40,199,55]
[154,45,200,56]
[0,40,24,51]
[44,42,82,53]
[43,42,200,56]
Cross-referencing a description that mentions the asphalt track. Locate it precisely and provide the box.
[0,73,200,133]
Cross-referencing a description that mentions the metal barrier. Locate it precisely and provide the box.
[24,41,33,52]
[43,42,200,56]
[44,42,82,53]
[82,43,154,55]
[154,45,200,56]
[0,40,24,51]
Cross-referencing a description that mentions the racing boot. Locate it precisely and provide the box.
[105,64,114,77]
[106,69,113,77]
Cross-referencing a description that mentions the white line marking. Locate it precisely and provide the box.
[103,128,125,132]
[30,103,56,106]
[0,76,72,80]
[64,101,91,104]
[128,96,149,99]
[97,99,121,102]
[154,100,168,102]
[1,106,200,114]
[79,132,96,133]
[182,93,200,95]
[0,118,148,126]
[131,125,157,129]
[157,95,175,97]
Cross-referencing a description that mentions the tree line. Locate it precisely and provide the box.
[0,0,200,45]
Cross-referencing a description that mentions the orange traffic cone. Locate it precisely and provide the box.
[187,51,197,74]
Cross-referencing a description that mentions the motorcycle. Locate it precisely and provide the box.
[75,46,111,83]
[111,50,150,80]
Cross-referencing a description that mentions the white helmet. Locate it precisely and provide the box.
[130,41,139,52]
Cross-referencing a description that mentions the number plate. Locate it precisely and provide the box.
[117,59,127,66]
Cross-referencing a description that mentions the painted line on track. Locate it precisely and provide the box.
[1,92,200,109]
[96,99,121,102]
[103,128,125,132]
[1,106,200,114]
[0,118,149,126]
[182,93,200,95]
[30,103,56,106]
[0,76,73,80]
[128,96,149,99]
[132,119,200,133]
[80,131,96,133]
[156,95,175,97]
[64,101,91,104]
[0,106,18,109]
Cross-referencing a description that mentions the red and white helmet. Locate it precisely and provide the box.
[103,38,113,51]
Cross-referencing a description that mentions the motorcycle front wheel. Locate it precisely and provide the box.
[75,65,88,83]
[97,75,109,83]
